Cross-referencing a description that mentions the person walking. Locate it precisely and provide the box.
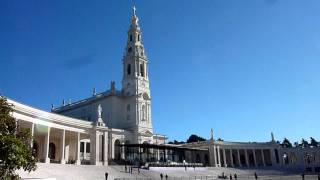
[318,174,320,180]
[229,174,233,180]
[254,172,258,180]
[165,174,168,180]
[301,173,305,180]
[234,173,237,180]
[160,173,163,180]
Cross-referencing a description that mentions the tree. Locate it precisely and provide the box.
[186,134,206,143]
[0,97,37,179]
[281,138,292,148]
[300,138,309,148]
[168,140,185,145]
[310,137,318,147]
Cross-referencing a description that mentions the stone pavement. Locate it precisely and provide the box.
[18,163,318,180]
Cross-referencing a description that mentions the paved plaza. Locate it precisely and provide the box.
[18,163,319,180]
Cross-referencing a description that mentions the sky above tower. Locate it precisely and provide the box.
[1,0,320,143]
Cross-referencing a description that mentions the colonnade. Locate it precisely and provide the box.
[211,146,275,168]
[27,122,108,165]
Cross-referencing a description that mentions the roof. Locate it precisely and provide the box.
[119,143,208,151]
[52,89,124,113]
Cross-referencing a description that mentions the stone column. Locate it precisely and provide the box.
[223,149,227,167]
[210,146,216,167]
[83,142,87,160]
[270,149,276,166]
[90,128,100,165]
[237,149,242,167]
[30,123,34,148]
[121,142,125,160]
[261,149,266,166]
[103,131,108,166]
[217,146,221,167]
[230,149,234,167]
[44,127,50,163]
[60,129,66,164]
[253,149,257,167]
[213,146,217,167]
[75,132,81,165]
[245,149,249,167]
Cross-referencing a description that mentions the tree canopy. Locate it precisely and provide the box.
[0,97,37,179]
[281,138,293,148]
[186,134,206,143]
[310,137,318,147]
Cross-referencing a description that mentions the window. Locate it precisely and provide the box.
[127,104,130,112]
[127,114,130,121]
[140,64,145,77]
[138,34,140,41]
[128,47,132,53]
[127,64,131,75]
[130,35,133,42]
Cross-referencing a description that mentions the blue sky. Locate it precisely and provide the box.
[1,0,320,143]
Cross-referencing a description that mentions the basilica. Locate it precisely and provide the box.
[4,7,320,173]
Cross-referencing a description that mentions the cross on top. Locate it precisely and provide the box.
[133,6,136,16]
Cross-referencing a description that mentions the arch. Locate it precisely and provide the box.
[127,64,131,75]
[114,139,121,160]
[49,142,56,160]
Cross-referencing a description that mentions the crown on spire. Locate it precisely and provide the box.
[133,6,137,16]
[131,5,139,27]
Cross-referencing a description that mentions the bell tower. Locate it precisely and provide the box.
[122,6,153,143]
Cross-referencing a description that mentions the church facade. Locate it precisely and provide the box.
[3,7,320,173]
[52,7,157,147]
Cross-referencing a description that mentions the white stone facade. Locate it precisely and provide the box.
[52,7,154,145]
[3,7,320,172]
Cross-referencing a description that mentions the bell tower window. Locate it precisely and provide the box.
[140,64,145,77]
[130,35,133,42]
[128,47,132,53]
[127,64,131,75]
[138,35,140,41]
